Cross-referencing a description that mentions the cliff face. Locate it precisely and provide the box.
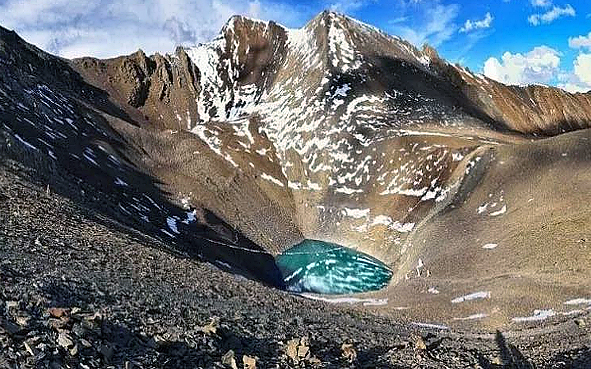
[71,16,290,131]
[72,49,201,130]
[1,12,591,327]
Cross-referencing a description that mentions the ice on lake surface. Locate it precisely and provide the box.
[276,239,392,294]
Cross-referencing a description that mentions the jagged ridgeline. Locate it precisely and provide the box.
[1,10,591,305]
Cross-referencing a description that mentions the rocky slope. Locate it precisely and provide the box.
[2,157,589,368]
[1,10,591,366]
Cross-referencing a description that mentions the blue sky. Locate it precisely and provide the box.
[1,0,590,91]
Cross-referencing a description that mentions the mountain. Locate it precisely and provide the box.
[1,9,590,344]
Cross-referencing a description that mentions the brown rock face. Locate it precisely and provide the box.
[72,48,200,130]
[71,16,290,132]
[429,57,591,135]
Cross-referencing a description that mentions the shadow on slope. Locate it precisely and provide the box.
[0,24,285,288]
[0,140,283,288]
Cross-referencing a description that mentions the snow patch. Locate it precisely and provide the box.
[300,294,388,306]
[114,177,128,187]
[411,322,449,330]
[13,134,38,151]
[260,173,285,187]
[512,309,555,322]
[342,208,370,219]
[451,291,491,304]
[453,313,488,321]
[167,217,180,234]
[564,298,591,305]
[489,205,507,217]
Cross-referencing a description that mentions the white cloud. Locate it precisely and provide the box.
[558,82,590,93]
[460,12,493,33]
[484,45,591,94]
[573,53,591,85]
[530,0,552,7]
[483,46,561,86]
[559,84,588,93]
[390,1,460,47]
[528,4,575,25]
[557,53,591,93]
[568,32,591,50]
[0,0,314,59]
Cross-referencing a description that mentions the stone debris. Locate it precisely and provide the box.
[341,342,357,362]
[48,307,69,318]
[221,349,238,369]
[411,333,427,351]
[0,133,589,368]
[57,332,74,348]
[242,354,257,369]
[200,317,220,335]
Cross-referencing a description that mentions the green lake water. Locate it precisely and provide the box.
[276,239,392,294]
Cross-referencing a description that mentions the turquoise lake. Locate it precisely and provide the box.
[275,239,393,294]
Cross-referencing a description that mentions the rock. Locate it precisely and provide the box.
[297,344,309,358]
[48,307,69,318]
[71,323,87,337]
[575,319,586,328]
[49,317,69,330]
[285,338,299,362]
[411,334,427,351]
[341,343,357,362]
[15,315,30,327]
[242,355,256,369]
[36,343,47,352]
[308,356,322,366]
[200,317,219,335]
[99,344,114,362]
[24,341,35,356]
[146,334,167,349]
[57,332,74,349]
[285,337,312,363]
[69,344,78,356]
[79,338,92,348]
[221,349,238,369]
[2,320,19,335]
[5,301,18,311]
[299,337,311,359]
[491,356,503,365]
[87,312,102,323]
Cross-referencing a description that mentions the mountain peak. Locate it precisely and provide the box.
[305,10,358,30]
[223,14,272,31]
